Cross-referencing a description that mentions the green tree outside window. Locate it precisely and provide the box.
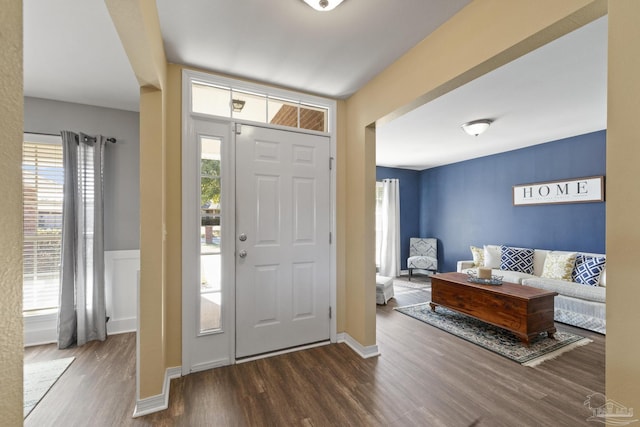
[201,158,220,205]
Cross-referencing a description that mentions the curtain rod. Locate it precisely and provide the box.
[24,131,117,143]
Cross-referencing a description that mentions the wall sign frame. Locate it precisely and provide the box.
[513,176,605,206]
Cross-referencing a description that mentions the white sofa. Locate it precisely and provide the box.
[457,245,606,334]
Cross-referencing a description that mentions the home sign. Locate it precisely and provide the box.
[513,176,604,206]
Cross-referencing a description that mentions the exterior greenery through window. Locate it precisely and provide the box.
[200,137,222,332]
[201,158,220,212]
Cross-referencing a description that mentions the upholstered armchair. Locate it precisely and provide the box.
[407,238,438,280]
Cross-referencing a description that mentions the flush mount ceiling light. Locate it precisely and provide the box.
[231,99,246,112]
[461,119,493,137]
[302,0,345,11]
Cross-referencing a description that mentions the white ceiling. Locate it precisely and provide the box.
[23,1,606,170]
[156,0,471,99]
[377,16,608,170]
[23,0,140,112]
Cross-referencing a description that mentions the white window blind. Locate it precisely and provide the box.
[22,135,64,312]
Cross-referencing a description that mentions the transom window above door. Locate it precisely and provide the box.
[188,74,331,133]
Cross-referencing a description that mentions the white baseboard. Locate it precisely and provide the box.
[24,315,136,347]
[24,312,57,347]
[132,366,181,418]
[336,333,380,359]
[106,317,137,335]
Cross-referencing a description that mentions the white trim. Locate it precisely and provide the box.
[107,317,137,334]
[329,102,337,344]
[135,269,141,409]
[24,250,140,347]
[235,341,331,364]
[181,80,195,374]
[189,358,231,374]
[23,312,57,346]
[336,333,381,359]
[23,249,140,347]
[181,117,236,375]
[132,366,181,418]
[105,250,140,335]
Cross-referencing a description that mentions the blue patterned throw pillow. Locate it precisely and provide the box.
[500,245,534,274]
[572,254,606,286]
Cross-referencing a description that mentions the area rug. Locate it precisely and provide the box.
[394,303,591,367]
[393,275,431,290]
[24,357,75,418]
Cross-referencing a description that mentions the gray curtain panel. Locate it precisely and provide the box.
[58,131,107,349]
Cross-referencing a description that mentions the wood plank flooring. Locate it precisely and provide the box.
[24,282,604,426]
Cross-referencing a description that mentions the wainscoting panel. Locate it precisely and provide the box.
[105,250,140,335]
[24,250,140,346]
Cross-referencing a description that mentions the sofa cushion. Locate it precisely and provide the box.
[541,251,577,281]
[572,254,606,286]
[470,246,484,267]
[500,246,534,274]
[483,245,501,268]
[532,249,550,277]
[522,277,606,303]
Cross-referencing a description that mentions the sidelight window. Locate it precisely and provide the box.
[200,136,222,332]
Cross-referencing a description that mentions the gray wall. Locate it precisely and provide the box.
[24,97,140,251]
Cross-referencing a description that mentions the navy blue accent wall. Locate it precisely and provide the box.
[419,131,606,272]
[376,166,421,269]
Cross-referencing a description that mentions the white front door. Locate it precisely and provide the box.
[235,125,331,358]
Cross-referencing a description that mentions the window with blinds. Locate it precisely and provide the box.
[22,135,64,312]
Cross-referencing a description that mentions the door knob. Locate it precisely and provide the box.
[239,233,247,242]
[238,250,247,258]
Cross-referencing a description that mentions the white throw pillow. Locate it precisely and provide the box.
[483,245,502,269]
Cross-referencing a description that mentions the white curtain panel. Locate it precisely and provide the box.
[58,131,107,348]
[379,179,400,277]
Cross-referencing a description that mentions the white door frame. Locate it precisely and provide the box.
[181,118,236,374]
[181,70,337,370]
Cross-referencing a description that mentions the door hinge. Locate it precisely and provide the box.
[329,232,332,244]
[234,123,242,135]
[329,157,334,170]
[329,306,332,319]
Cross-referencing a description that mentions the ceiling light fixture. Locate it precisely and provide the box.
[461,119,493,137]
[302,0,345,12]
[231,99,246,113]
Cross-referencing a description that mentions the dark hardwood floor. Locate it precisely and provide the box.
[24,282,604,426]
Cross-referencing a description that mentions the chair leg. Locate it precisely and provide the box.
[408,268,412,281]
